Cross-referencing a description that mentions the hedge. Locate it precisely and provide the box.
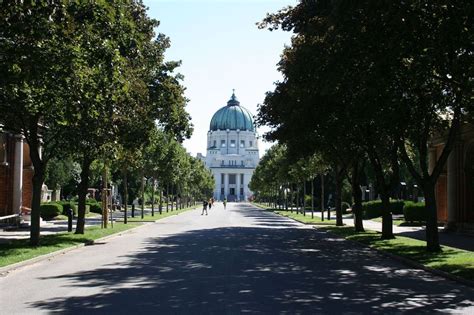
[40,203,64,220]
[86,200,102,214]
[362,200,405,219]
[60,202,91,215]
[403,201,426,222]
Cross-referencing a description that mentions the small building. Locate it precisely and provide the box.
[431,123,474,231]
[198,92,260,201]
[0,128,34,218]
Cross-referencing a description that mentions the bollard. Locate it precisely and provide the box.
[131,204,135,218]
[67,208,73,232]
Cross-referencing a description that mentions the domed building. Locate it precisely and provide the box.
[198,91,260,201]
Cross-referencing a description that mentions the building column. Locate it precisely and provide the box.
[215,171,221,200]
[242,173,247,200]
[12,135,23,214]
[236,173,241,201]
[224,173,229,200]
[447,143,462,228]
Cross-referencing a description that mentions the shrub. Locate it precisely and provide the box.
[362,200,383,219]
[40,203,64,220]
[403,202,426,222]
[362,199,407,219]
[390,200,405,215]
[58,201,74,216]
[88,202,102,214]
[70,203,90,216]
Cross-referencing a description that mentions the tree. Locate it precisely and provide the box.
[0,2,79,245]
[259,0,473,250]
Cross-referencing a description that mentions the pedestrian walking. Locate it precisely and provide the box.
[201,199,208,215]
[223,198,227,210]
[208,198,212,210]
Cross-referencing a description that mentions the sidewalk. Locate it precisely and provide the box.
[339,215,474,252]
[0,207,160,244]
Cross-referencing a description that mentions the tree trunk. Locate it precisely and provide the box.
[151,178,155,216]
[351,160,364,232]
[141,174,145,219]
[76,157,92,234]
[123,171,128,224]
[335,169,344,226]
[303,181,306,216]
[159,184,163,215]
[296,188,300,214]
[321,174,325,221]
[102,163,108,228]
[30,169,44,246]
[380,193,394,239]
[311,178,314,219]
[424,182,441,251]
[166,183,169,212]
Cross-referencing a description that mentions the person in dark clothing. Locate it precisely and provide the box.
[201,200,208,215]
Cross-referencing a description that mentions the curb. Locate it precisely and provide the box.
[0,206,200,277]
[316,227,474,289]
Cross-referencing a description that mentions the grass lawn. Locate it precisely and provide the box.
[120,205,199,223]
[0,222,140,268]
[321,226,474,282]
[273,210,337,225]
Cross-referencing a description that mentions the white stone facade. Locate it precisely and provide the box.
[203,129,259,201]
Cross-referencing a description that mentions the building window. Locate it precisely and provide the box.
[221,173,224,183]
[240,174,244,184]
[240,140,245,148]
[241,161,244,166]
[249,141,253,147]
[221,160,224,166]
[240,188,244,196]
[229,174,236,184]
[221,140,226,147]
[213,140,216,147]
[221,188,224,195]
[230,140,236,147]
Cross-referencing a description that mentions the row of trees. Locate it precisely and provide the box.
[0,1,210,245]
[256,1,472,251]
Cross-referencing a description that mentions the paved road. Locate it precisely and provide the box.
[1,203,473,314]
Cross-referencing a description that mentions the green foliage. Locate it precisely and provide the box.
[40,203,64,220]
[403,202,427,222]
[391,200,405,215]
[362,200,405,219]
[45,157,79,191]
[86,199,102,214]
[58,201,74,216]
[362,201,383,219]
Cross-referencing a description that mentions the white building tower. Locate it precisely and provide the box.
[200,91,259,201]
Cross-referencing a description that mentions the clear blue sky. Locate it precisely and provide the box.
[143,0,297,156]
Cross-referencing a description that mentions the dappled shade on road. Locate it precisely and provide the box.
[30,206,473,314]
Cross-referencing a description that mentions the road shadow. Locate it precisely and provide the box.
[30,224,473,314]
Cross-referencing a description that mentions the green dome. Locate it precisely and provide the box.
[210,92,255,131]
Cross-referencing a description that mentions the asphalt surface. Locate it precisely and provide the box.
[1,203,473,314]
